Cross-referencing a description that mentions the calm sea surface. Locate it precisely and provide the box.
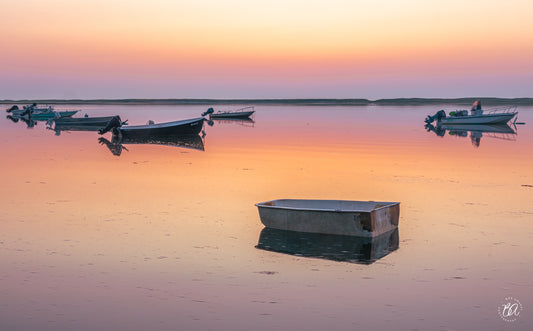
[1,104,532,330]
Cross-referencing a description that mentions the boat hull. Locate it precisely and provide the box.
[54,116,116,126]
[256,199,400,237]
[118,117,204,138]
[439,112,516,125]
[30,110,79,120]
[210,111,255,119]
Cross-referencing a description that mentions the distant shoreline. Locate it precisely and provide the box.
[1,97,533,106]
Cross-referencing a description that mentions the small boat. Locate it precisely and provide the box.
[98,116,204,138]
[52,116,119,135]
[256,227,399,264]
[6,103,52,115]
[30,110,78,120]
[54,115,117,127]
[204,106,255,119]
[425,100,517,125]
[6,103,78,119]
[255,199,400,237]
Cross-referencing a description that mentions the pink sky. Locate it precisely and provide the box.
[1,0,532,99]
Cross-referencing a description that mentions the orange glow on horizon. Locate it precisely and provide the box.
[2,0,532,98]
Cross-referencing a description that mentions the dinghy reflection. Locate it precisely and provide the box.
[425,123,517,148]
[256,227,399,264]
[98,132,204,156]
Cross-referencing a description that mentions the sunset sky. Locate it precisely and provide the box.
[1,0,532,99]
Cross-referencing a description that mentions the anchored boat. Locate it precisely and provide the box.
[425,100,517,125]
[54,115,117,127]
[255,199,400,237]
[98,116,204,138]
[6,103,79,119]
[203,106,255,119]
[52,116,119,135]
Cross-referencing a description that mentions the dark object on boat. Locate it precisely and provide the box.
[98,116,124,134]
[201,107,215,117]
[6,105,19,113]
[209,106,255,119]
[256,227,399,264]
[424,110,446,124]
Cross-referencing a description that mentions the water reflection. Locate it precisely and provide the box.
[207,118,255,127]
[50,116,117,135]
[99,132,205,156]
[256,227,399,264]
[424,123,517,147]
[6,114,39,128]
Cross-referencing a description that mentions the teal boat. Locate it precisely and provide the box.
[30,110,78,120]
[6,103,79,120]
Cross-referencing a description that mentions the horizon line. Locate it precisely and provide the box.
[1,97,533,106]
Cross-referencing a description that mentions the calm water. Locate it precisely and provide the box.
[1,104,532,330]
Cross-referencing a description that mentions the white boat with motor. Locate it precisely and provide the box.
[425,100,518,125]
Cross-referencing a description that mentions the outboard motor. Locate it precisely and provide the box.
[6,105,19,113]
[98,115,122,134]
[201,107,214,117]
[424,110,446,124]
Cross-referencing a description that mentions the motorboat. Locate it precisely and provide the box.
[54,115,117,127]
[203,106,255,119]
[98,116,204,138]
[425,100,517,125]
[51,116,119,135]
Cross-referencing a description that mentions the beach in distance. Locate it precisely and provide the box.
[2,97,533,106]
[1,102,532,330]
